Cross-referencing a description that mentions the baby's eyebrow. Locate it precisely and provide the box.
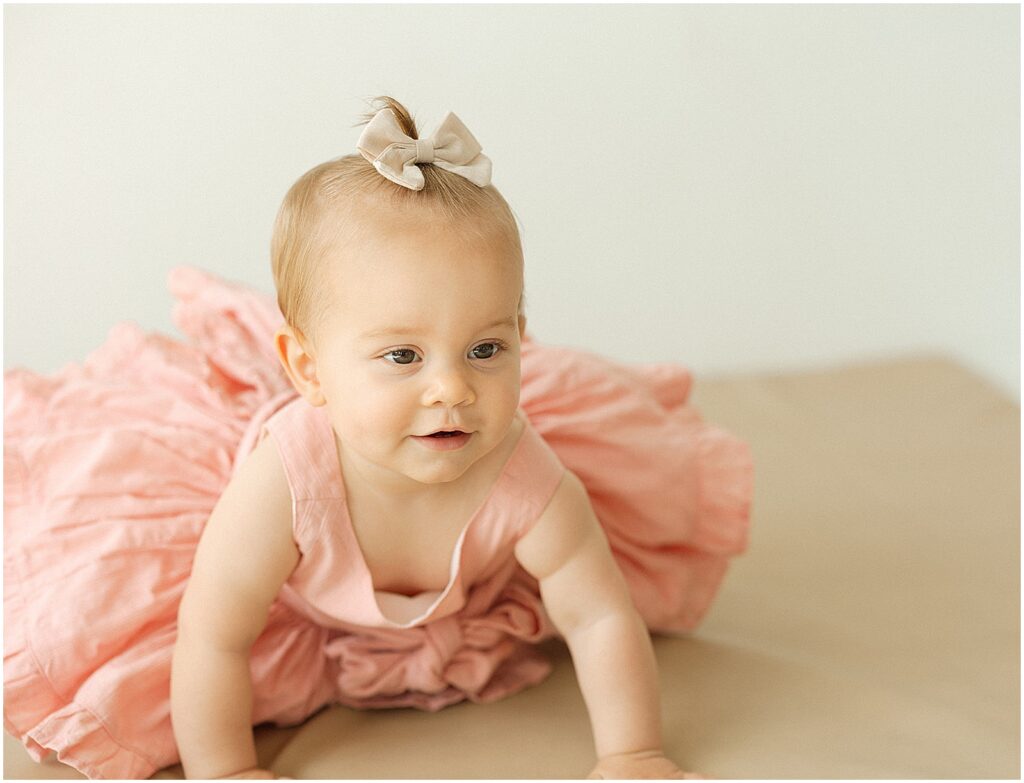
[361,316,517,340]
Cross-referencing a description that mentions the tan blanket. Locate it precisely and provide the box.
[6,355,1018,779]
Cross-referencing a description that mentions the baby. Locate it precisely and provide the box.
[4,95,751,780]
[172,96,694,779]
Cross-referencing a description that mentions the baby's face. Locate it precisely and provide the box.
[300,215,524,490]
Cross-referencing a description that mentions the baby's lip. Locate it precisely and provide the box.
[419,427,470,436]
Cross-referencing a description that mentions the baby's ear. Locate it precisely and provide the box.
[273,324,326,406]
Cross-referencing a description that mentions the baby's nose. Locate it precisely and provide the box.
[423,365,475,408]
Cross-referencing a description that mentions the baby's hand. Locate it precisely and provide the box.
[212,767,290,779]
[586,749,711,779]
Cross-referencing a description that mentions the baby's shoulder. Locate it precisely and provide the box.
[201,433,299,572]
[512,468,596,581]
[231,432,294,512]
[179,432,299,647]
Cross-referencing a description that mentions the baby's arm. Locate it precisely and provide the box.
[514,471,688,778]
[171,435,300,779]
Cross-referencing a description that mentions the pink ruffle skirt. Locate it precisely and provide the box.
[4,266,753,778]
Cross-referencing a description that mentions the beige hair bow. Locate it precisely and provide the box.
[356,108,492,191]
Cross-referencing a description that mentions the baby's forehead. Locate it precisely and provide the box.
[316,261,520,341]
[324,277,518,321]
[313,204,522,325]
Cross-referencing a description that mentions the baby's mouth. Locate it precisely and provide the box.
[413,429,473,450]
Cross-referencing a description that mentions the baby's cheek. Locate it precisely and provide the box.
[326,374,388,426]
[357,385,412,432]
[493,368,522,412]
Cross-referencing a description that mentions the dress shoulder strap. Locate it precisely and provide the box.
[260,398,342,502]
[259,397,346,557]
[499,414,567,541]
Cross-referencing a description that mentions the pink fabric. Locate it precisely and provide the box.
[3,265,753,779]
[250,396,566,710]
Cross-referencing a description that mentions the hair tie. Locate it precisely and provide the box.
[356,107,492,191]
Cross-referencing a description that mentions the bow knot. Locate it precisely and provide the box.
[356,108,492,191]
[321,583,557,711]
[414,138,435,164]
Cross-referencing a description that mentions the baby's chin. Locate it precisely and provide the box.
[402,427,509,485]
[405,436,484,479]
[404,463,474,485]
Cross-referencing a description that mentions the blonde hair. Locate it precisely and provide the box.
[270,95,525,346]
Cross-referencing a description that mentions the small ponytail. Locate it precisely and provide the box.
[354,95,420,140]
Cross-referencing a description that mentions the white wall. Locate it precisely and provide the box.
[4,4,1019,400]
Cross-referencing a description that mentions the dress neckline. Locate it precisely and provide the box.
[324,410,530,628]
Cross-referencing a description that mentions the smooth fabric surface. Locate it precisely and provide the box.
[3,353,1019,779]
[3,266,752,779]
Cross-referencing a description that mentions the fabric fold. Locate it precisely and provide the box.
[13,700,159,780]
[519,342,754,633]
[323,578,556,711]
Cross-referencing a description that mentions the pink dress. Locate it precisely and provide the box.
[4,265,753,779]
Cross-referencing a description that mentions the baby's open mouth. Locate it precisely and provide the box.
[429,431,464,438]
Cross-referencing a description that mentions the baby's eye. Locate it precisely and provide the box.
[470,342,503,360]
[382,348,419,365]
